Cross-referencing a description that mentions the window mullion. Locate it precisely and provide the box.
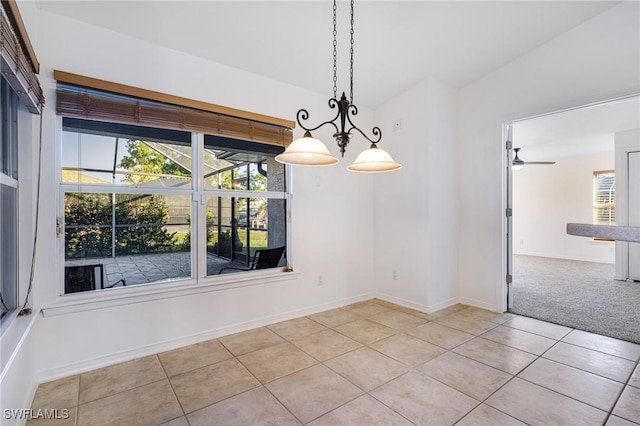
[193,132,206,280]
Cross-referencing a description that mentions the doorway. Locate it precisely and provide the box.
[503,96,640,343]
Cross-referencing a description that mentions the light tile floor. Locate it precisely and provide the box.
[29,300,640,425]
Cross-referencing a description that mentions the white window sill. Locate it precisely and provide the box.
[0,309,39,378]
[41,269,300,318]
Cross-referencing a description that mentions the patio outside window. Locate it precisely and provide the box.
[60,119,288,295]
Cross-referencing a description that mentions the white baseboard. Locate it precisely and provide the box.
[374,293,461,314]
[37,291,504,383]
[37,293,374,383]
[458,297,498,312]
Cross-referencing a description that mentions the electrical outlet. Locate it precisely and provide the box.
[317,275,323,286]
[392,120,402,131]
[392,270,398,280]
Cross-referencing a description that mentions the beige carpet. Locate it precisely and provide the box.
[511,255,640,344]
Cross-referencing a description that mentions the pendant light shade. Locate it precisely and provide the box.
[347,144,402,173]
[275,131,339,166]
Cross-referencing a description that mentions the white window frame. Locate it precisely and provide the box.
[49,118,295,316]
[0,78,20,331]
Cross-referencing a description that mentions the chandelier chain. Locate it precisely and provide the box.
[332,0,338,99]
[350,0,354,103]
[279,0,399,172]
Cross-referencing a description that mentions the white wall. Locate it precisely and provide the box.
[19,8,376,382]
[457,1,640,311]
[373,77,458,312]
[513,151,615,264]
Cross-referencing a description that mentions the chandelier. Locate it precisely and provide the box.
[275,0,401,173]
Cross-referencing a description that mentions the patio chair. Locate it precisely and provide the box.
[218,246,285,274]
[64,264,126,294]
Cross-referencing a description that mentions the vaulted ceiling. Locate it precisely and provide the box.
[36,1,618,108]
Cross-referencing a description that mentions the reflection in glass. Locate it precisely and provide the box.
[203,136,285,192]
[1,185,18,317]
[61,131,192,188]
[63,192,191,293]
[1,78,19,321]
[202,136,287,276]
[206,197,286,276]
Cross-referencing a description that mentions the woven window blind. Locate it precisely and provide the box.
[0,2,43,113]
[55,71,293,147]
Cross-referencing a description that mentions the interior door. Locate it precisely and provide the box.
[628,151,640,281]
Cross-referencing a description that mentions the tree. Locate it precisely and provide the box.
[119,140,190,184]
[65,193,113,258]
[65,193,175,258]
[114,194,174,255]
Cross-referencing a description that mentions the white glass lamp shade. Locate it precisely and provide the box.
[275,132,339,166]
[347,144,402,173]
[512,163,524,171]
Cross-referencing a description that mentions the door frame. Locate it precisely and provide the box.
[500,94,640,312]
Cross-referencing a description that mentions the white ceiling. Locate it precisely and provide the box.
[512,96,640,161]
[35,0,619,108]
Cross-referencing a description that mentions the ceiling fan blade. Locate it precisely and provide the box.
[512,148,556,167]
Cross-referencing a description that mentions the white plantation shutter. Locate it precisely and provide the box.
[593,171,615,225]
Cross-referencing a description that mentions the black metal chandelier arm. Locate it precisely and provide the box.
[295,105,340,134]
[345,104,382,144]
[349,125,382,144]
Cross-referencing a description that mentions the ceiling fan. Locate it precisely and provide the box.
[512,147,556,170]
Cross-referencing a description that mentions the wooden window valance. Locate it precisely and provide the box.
[55,70,294,147]
[0,1,43,113]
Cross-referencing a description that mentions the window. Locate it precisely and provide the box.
[203,135,287,277]
[593,170,615,226]
[1,0,44,329]
[1,77,19,321]
[60,119,289,294]
[56,73,293,296]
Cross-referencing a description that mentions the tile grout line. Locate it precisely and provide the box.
[441,317,580,424]
[34,301,640,425]
[317,309,482,425]
[509,337,629,422]
[454,334,566,424]
[268,311,397,424]
[600,358,640,425]
[155,353,189,425]
[73,377,172,423]
[230,341,305,424]
[257,305,425,424]
[309,319,418,425]
[75,374,81,426]
[362,311,528,425]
